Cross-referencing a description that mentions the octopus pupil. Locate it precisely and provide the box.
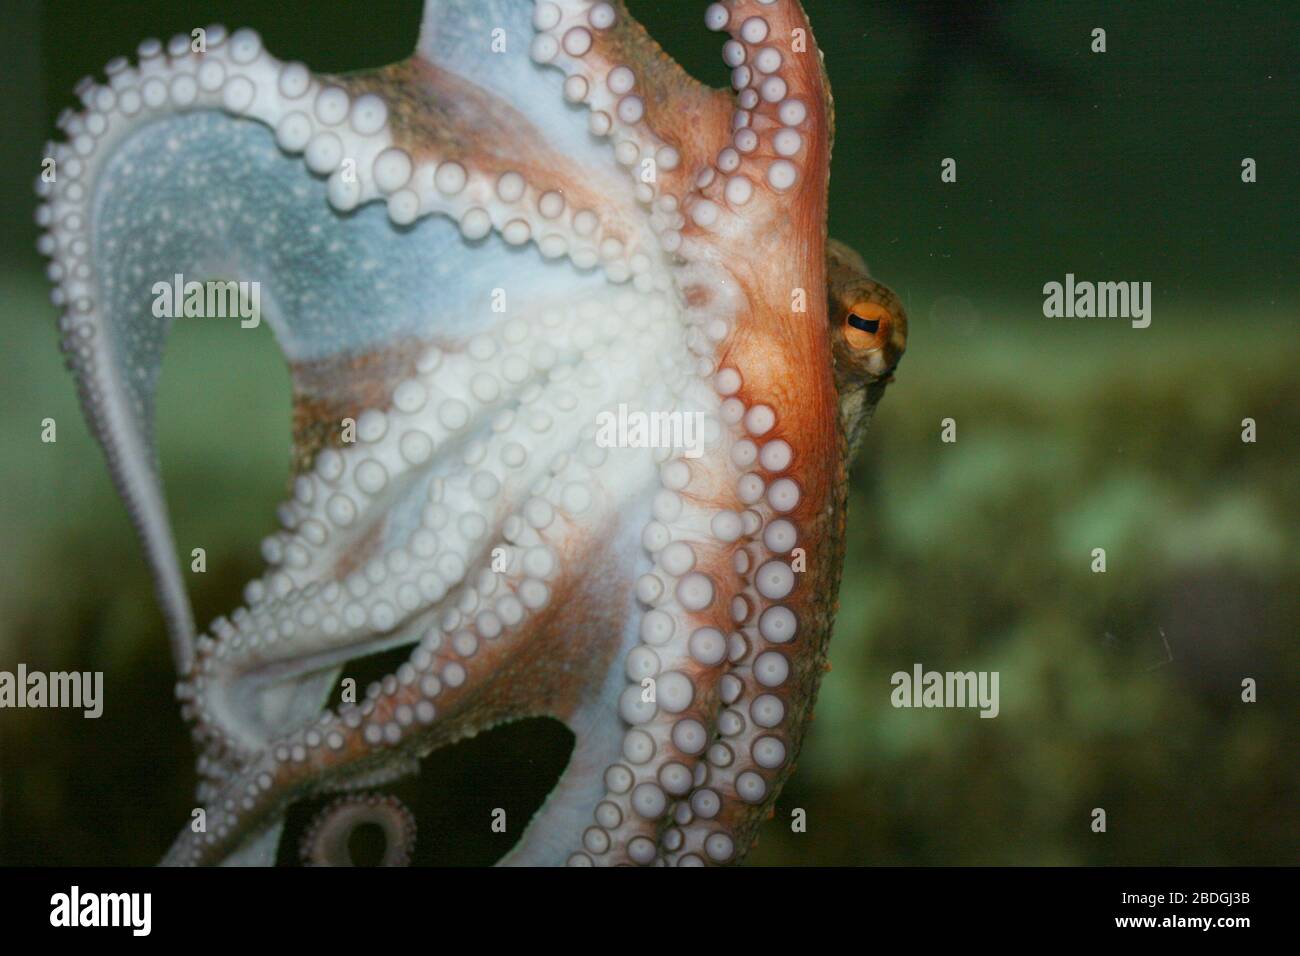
[848,313,880,335]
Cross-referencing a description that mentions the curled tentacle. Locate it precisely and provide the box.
[300,794,417,867]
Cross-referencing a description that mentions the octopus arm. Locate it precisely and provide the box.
[43,0,855,867]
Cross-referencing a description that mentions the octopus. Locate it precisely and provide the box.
[36,0,908,866]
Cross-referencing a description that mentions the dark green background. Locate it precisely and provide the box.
[0,1,1295,865]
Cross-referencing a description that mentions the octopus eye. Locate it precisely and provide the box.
[844,302,891,350]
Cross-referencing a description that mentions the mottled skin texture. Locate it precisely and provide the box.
[39,0,908,866]
[290,339,427,475]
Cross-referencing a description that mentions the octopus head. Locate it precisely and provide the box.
[826,239,910,458]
